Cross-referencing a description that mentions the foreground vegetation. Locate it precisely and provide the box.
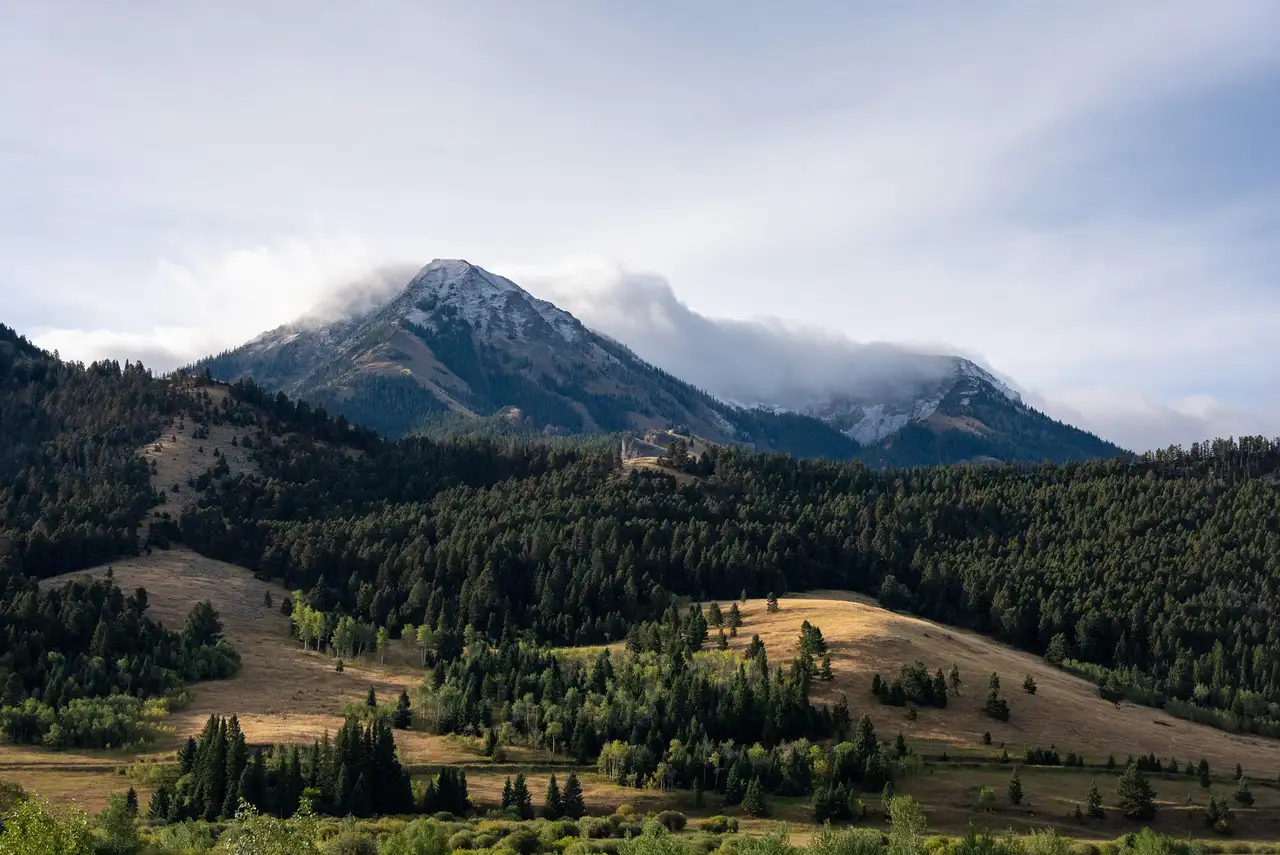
[5,784,1268,855]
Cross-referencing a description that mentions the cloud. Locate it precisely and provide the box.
[27,234,397,369]
[1032,388,1280,451]
[512,260,984,407]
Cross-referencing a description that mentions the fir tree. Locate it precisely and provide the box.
[1022,674,1037,695]
[263,591,273,609]
[1086,780,1105,819]
[501,777,514,809]
[1234,776,1254,806]
[561,772,586,819]
[512,773,533,819]
[1008,769,1023,805]
[393,690,412,729]
[742,778,767,816]
[1117,762,1157,820]
[543,774,564,819]
[147,785,171,821]
[766,593,779,613]
[365,686,377,708]
[125,787,139,816]
[948,664,962,696]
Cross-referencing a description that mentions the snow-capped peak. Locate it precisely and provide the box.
[399,259,581,343]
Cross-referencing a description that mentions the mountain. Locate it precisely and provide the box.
[762,356,1128,466]
[196,259,1125,465]
[195,260,861,458]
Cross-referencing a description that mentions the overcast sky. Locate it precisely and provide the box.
[3,1,1279,451]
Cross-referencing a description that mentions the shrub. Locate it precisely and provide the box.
[450,830,478,850]
[701,816,739,835]
[654,811,687,832]
[499,827,544,855]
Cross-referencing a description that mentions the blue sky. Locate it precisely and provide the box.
[2,1,1278,450]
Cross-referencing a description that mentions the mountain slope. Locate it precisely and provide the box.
[197,260,862,458]
[196,259,1124,465]
[788,356,1126,465]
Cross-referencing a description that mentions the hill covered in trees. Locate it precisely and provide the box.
[5,323,1280,750]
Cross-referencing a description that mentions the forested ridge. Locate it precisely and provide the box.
[5,324,1280,744]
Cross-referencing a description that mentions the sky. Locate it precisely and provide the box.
[3,1,1279,451]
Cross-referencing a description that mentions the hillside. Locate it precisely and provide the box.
[5,323,1280,843]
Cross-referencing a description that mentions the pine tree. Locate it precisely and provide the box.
[742,778,767,817]
[1234,775,1254,806]
[1008,769,1023,805]
[147,785,171,820]
[766,593,780,613]
[1199,759,1212,789]
[1022,674,1037,695]
[948,664,962,696]
[894,733,908,757]
[512,773,533,819]
[543,774,564,819]
[393,690,412,729]
[1086,780,1105,819]
[365,686,377,708]
[708,602,723,627]
[820,654,833,681]
[1117,762,1157,820]
[263,591,273,609]
[561,772,586,819]
[125,787,139,816]
[717,629,729,651]
[728,603,742,630]
[501,777,514,810]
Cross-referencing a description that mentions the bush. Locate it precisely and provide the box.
[451,830,478,850]
[582,817,615,839]
[499,827,544,854]
[325,830,378,855]
[701,816,739,835]
[654,811,687,832]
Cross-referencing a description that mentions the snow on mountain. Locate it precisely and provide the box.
[393,259,582,343]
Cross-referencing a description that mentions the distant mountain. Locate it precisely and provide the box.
[747,356,1127,465]
[195,259,1126,465]
[195,260,861,458]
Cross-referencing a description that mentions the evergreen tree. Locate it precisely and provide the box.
[543,774,564,819]
[948,664,962,696]
[124,787,139,816]
[820,654,833,681]
[728,603,742,630]
[1117,762,1157,820]
[393,690,412,729]
[500,777,514,810]
[708,602,723,627]
[1022,674,1037,695]
[1199,759,1212,789]
[561,772,586,819]
[1086,780,1105,819]
[1008,769,1023,805]
[766,593,780,613]
[147,786,171,821]
[742,778,767,816]
[263,591,273,609]
[512,773,533,819]
[365,686,377,708]
[1234,776,1254,806]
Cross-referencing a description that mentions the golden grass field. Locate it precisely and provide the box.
[710,593,1280,779]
